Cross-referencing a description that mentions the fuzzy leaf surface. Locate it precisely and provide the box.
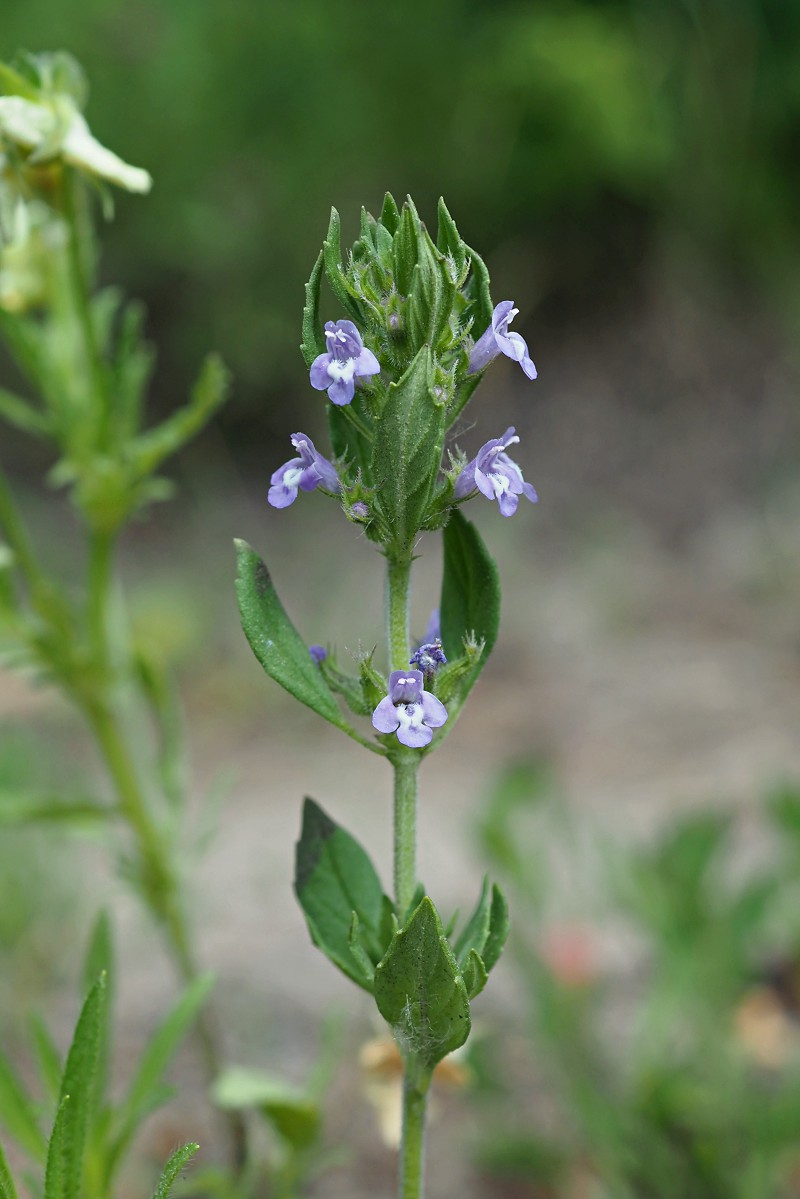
[374,897,471,1070]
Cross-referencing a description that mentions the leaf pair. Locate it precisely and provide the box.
[294,799,509,1072]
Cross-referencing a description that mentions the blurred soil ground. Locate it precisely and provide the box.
[1,277,799,1196]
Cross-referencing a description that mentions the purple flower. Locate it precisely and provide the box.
[267,432,339,509]
[468,301,537,380]
[372,669,448,749]
[309,644,327,664]
[454,427,538,517]
[310,320,381,406]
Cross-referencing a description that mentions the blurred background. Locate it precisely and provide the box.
[2,0,800,1196]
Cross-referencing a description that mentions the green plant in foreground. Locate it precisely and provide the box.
[237,195,541,1196]
[0,49,239,1166]
[0,913,205,1199]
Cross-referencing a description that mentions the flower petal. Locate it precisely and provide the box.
[420,692,448,728]
[372,696,400,734]
[310,354,332,391]
[327,376,355,405]
[396,712,433,748]
[355,346,381,377]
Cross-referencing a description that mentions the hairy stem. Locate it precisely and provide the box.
[398,1070,429,1199]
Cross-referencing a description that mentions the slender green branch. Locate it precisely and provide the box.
[0,467,48,596]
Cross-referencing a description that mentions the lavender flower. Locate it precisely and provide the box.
[310,320,381,406]
[454,427,538,518]
[309,644,327,664]
[372,670,448,749]
[267,432,339,509]
[467,301,537,380]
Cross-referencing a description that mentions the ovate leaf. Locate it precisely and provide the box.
[374,897,471,1071]
[235,541,347,731]
[295,797,390,990]
[440,508,500,692]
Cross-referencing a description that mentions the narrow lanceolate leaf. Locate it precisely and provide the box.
[0,1135,18,1199]
[150,1143,199,1199]
[440,508,500,681]
[130,353,230,478]
[482,884,510,973]
[462,240,493,337]
[295,798,390,990]
[322,207,361,321]
[110,973,215,1171]
[54,974,107,1199]
[43,1097,70,1199]
[0,792,111,826]
[235,540,348,731]
[28,1014,63,1103]
[300,249,325,365]
[453,876,491,966]
[462,949,489,1000]
[0,389,51,438]
[0,1050,46,1161]
[371,346,445,551]
[374,897,471,1071]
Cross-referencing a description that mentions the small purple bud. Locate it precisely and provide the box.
[309,319,381,406]
[351,501,369,520]
[410,640,447,677]
[468,301,537,380]
[454,427,538,518]
[309,644,327,664]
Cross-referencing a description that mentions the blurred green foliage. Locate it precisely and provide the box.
[474,766,800,1198]
[2,0,799,441]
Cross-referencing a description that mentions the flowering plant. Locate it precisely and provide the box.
[236,194,540,1196]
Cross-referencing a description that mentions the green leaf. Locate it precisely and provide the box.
[322,208,361,321]
[150,1143,199,1199]
[0,1136,18,1199]
[0,389,51,438]
[462,949,489,1000]
[482,884,510,974]
[300,250,325,366]
[379,192,401,236]
[55,974,107,1199]
[295,797,389,990]
[436,197,468,283]
[0,1050,46,1161]
[440,508,500,689]
[453,876,491,966]
[371,346,446,552]
[0,793,111,826]
[374,897,471,1071]
[235,540,349,731]
[462,241,493,338]
[348,912,376,986]
[81,914,114,1117]
[28,1014,63,1103]
[392,201,419,295]
[43,1097,69,1199]
[213,1068,320,1150]
[129,353,229,479]
[110,974,214,1173]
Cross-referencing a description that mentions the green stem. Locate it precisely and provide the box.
[61,169,108,440]
[398,1071,429,1199]
[386,552,412,672]
[84,533,248,1169]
